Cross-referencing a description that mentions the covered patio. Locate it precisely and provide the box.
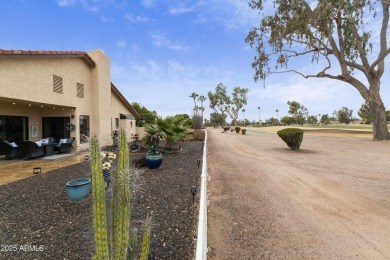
[0,153,87,185]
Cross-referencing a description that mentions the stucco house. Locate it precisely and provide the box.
[0,49,140,150]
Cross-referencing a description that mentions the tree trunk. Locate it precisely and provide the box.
[165,136,171,150]
[370,88,390,140]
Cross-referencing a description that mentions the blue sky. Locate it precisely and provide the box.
[1,0,389,122]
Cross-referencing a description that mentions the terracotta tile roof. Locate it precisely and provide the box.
[0,49,96,67]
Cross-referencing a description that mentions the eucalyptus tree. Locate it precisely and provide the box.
[358,102,372,123]
[287,101,308,125]
[334,107,354,124]
[208,83,230,125]
[227,87,249,126]
[246,0,390,140]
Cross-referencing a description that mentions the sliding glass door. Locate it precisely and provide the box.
[0,115,28,142]
[42,117,70,142]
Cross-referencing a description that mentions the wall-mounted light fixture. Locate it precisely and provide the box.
[71,115,75,119]
[33,167,42,174]
[130,121,133,127]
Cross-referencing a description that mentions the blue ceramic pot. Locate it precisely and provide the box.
[145,153,163,169]
[66,178,91,201]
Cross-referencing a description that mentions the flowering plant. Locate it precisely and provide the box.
[130,134,139,145]
[101,151,116,170]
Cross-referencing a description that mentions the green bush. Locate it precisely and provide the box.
[277,128,304,150]
[235,126,241,133]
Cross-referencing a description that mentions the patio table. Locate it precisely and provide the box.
[42,144,54,156]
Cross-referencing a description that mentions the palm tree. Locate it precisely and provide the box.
[198,95,207,108]
[190,92,199,108]
[242,109,246,126]
[150,115,190,150]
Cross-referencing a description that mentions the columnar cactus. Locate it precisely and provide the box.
[139,217,152,260]
[90,136,109,260]
[110,128,131,259]
[91,129,151,260]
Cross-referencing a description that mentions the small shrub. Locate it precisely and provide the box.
[277,128,304,150]
[235,126,241,133]
[192,115,203,129]
[223,126,230,132]
[189,129,205,140]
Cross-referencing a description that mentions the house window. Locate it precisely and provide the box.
[76,83,84,98]
[115,118,119,129]
[79,115,90,144]
[53,75,63,94]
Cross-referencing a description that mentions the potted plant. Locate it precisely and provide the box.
[66,178,92,201]
[241,127,246,135]
[145,133,163,169]
[235,126,241,133]
[130,133,139,151]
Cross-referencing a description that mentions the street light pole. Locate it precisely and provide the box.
[258,106,261,125]
[276,109,279,125]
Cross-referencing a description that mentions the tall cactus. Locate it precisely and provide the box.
[139,216,152,260]
[110,128,132,259]
[90,136,109,260]
[91,129,151,260]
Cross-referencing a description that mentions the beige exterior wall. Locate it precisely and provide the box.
[110,91,137,142]
[136,127,147,140]
[0,49,137,150]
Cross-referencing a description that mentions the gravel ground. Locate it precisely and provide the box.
[0,140,202,260]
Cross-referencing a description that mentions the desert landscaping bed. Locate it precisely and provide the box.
[0,140,202,259]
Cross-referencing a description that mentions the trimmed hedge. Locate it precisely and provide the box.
[277,128,304,150]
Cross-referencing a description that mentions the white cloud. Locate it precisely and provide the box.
[141,0,155,8]
[56,0,126,12]
[254,76,349,103]
[111,59,230,117]
[123,13,152,23]
[150,32,190,52]
[197,0,258,30]
[57,0,77,7]
[117,40,127,48]
[169,6,195,15]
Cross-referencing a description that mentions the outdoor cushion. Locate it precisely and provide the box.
[41,138,49,144]
[0,141,26,158]
[35,141,42,147]
[10,142,18,147]
[59,138,67,144]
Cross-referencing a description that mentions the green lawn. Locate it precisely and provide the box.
[306,124,374,130]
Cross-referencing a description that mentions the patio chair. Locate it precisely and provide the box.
[54,137,75,153]
[0,141,26,159]
[20,141,45,159]
[41,137,56,145]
